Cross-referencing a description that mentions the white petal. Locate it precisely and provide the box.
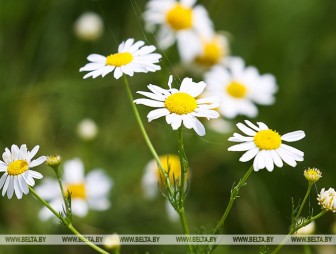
[239,147,259,162]
[113,67,123,79]
[87,54,106,63]
[11,145,20,161]
[181,115,194,129]
[2,175,10,196]
[28,145,39,161]
[18,174,29,194]
[281,130,305,142]
[0,173,8,189]
[136,91,165,101]
[19,145,28,160]
[148,108,170,121]
[28,170,43,179]
[257,122,269,130]
[280,144,304,157]
[264,150,275,172]
[228,142,256,152]
[134,98,165,108]
[271,150,283,168]
[14,177,23,199]
[193,118,206,136]
[71,199,89,217]
[171,115,182,130]
[254,150,266,171]
[244,120,260,131]
[180,78,206,97]
[63,158,85,183]
[277,148,297,167]
[7,176,14,199]
[30,156,46,168]
[236,123,256,136]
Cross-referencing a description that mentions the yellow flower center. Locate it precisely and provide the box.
[304,168,322,183]
[195,40,222,67]
[166,4,193,31]
[164,92,197,115]
[66,183,86,199]
[254,129,281,150]
[7,160,29,176]
[226,81,247,98]
[106,52,133,67]
[157,155,181,184]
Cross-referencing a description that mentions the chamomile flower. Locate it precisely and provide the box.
[134,75,222,136]
[36,158,113,220]
[144,0,213,62]
[204,57,277,118]
[228,120,305,172]
[74,12,104,41]
[141,155,185,221]
[79,38,162,79]
[317,188,336,213]
[0,144,46,199]
[192,32,230,68]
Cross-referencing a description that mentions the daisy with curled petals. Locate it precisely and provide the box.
[204,57,277,118]
[228,120,305,172]
[317,188,336,213]
[79,38,162,79]
[144,0,213,62]
[36,158,113,220]
[0,144,46,199]
[133,75,222,136]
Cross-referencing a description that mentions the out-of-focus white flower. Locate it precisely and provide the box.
[204,57,277,118]
[74,12,104,41]
[36,158,113,220]
[317,188,336,212]
[228,120,305,172]
[192,32,230,68]
[144,0,213,62]
[76,118,98,140]
[134,75,222,136]
[0,144,46,199]
[80,38,162,79]
[103,233,121,251]
[295,219,315,235]
[207,118,233,134]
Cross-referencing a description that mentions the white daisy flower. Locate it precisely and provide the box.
[144,0,213,62]
[141,154,185,222]
[74,12,104,41]
[295,219,316,235]
[204,57,277,118]
[192,32,230,68]
[79,38,162,79]
[228,120,305,172]
[76,118,98,140]
[0,144,46,199]
[134,75,222,136]
[36,158,113,220]
[317,188,336,213]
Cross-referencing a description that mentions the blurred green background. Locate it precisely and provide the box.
[0,0,336,253]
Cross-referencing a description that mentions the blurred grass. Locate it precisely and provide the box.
[1,0,336,253]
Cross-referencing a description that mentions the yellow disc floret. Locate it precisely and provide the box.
[164,92,197,115]
[157,155,182,184]
[226,81,247,98]
[106,52,133,67]
[66,183,86,199]
[7,160,29,176]
[304,168,322,183]
[195,40,222,67]
[254,129,281,150]
[166,4,193,31]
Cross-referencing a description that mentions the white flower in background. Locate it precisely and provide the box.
[74,12,104,41]
[103,233,121,251]
[192,32,230,68]
[77,118,98,140]
[207,118,233,134]
[0,144,46,199]
[204,57,277,118]
[228,120,305,172]
[144,0,213,62]
[36,158,112,220]
[141,154,185,221]
[80,38,162,79]
[134,75,222,136]
[317,188,336,213]
[295,219,316,235]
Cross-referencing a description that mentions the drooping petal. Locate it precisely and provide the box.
[281,130,305,142]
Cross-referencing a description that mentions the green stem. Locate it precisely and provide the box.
[29,186,110,254]
[177,127,193,253]
[213,165,254,235]
[55,170,70,216]
[122,75,172,193]
[292,182,313,230]
[271,210,327,254]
